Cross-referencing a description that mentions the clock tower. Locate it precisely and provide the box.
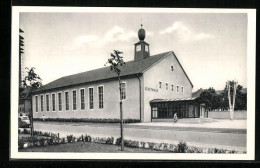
[134,24,150,61]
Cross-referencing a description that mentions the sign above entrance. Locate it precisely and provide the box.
[145,87,158,92]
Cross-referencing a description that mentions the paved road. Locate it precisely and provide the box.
[33,121,246,148]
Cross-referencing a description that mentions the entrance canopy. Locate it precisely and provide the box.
[150,97,197,103]
[150,97,206,120]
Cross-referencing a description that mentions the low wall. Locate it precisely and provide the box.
[208,110,247,119]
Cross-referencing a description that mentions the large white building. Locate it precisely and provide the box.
[32,25,206,122]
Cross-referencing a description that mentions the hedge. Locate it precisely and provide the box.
[33,118,140,123]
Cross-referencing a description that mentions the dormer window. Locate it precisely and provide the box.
[171,66,174,71]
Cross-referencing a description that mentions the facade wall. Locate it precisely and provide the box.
[143,52,193,122]
[208,110,247,119]
[32,77,141,120]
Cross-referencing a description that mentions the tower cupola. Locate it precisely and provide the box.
[138,24,146,41]
[134,24,150,61]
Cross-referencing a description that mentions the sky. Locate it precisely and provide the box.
[19,12,247,91]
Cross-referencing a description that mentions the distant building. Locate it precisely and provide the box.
[19,88,31,116]
[32,25,206,122]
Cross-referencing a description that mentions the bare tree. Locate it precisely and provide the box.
[227,81,237,120]
[105,50,126,151]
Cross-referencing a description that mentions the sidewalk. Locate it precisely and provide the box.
[128,119,247,129]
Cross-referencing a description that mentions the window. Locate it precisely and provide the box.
[145,45,149,52]
[171,66,174,71]
[166,83,168,90]
[159,82,162,89]
[80,89,85,110]
[40,95,43,111]
[136,45,141,51]
[58,92,62,111]
[177,86,179,92]
[72,90,77,110]
[35,96,38,112]
[171,85,174,91]
[52,94,55,111]
[152,107,158,118]
[89,88,94,109]
[181,87,184,93]
[98,86,104,109]
[65,92,69,110]
[120,82,126,100]
[46,95,49,111]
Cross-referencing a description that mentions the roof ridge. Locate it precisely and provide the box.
[49,51,172,80]
[33,51,176,93]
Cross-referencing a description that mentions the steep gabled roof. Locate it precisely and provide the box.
[34,51,172,92]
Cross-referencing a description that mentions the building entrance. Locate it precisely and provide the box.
[150,98,204,121]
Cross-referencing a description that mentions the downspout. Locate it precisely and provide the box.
[137,74,142,121]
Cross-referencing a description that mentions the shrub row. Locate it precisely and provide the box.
[18,136,61,149]
[18,133,115,149]
[115,138,241,154]
[33,118,141,123]
[18,128,31,134]
[19,129,58,138]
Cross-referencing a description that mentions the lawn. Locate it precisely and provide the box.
[19,141,170,153]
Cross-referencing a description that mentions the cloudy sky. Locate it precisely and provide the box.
[19,11,247,91]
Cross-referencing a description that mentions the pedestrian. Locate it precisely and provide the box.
[42,114,45,121]
[173,113,178,123]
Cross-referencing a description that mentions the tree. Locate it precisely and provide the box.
[222,81,247,111]
[197,87,217,111]
[105,50,126,151]
[22,67,42,137]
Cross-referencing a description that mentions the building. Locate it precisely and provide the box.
[32,25,205,122]
[19,88,31,116]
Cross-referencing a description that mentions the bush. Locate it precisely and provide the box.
[67,135,75,143]
[147,142,156,149]
[186,146,203,153]
[176,141,188,153]
[116,137,122,146]
[39,138,48,146]
[61,138,67,144]
[23,129,30,134]
[106,137,114,145]
[43,132,50,137]
[124,140,140,148]
[18,141,25,149]
[83,135,92,142]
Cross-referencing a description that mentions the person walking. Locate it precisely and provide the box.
[173,113,178,123]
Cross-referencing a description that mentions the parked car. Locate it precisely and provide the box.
[19,116,30,128]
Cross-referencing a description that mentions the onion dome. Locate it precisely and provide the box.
[138,24,146,41]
